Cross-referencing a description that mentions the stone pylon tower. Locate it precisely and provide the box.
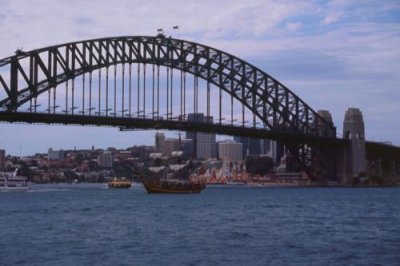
[317,110,334,136]
[343,108,366,179]
[318,110,333,124]
[316,110,337,181]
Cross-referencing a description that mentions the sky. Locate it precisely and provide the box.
[0,0,399,156]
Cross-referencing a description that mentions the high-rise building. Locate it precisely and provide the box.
[197,131,217,159]
[48,148,64,160]
[263,139,285,165]
[155,132,165,153]
[0,149,5,169]
[186,113,216,159]
[218,140,243,162]
[233,137,283,164]
[181,139,194,159]
[98,151,113,168]
[261,139,275,161]
[186,113,204,157]
[162,138,180,156]
[234,136,262,158]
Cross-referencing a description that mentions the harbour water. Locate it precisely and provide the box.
[1,184,399,265]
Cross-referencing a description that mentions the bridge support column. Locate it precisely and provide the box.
[390,161,397,177]
[335,146,347,183]
[10,60,19,111]
[340,108,366,184]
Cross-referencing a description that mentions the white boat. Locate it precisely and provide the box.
[0,169,29,192]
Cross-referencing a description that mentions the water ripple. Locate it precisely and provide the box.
[0,185,399,265]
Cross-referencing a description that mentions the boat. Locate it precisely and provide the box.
[142,178,205,194]
[107,177,132,188]
[0,169,29,192]
[143,158,205,193]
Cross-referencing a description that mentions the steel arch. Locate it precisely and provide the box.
[0,35,335,138]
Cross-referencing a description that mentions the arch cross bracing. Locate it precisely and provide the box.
[0,36,335,137]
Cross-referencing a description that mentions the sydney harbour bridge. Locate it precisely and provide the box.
[0,35,399,182]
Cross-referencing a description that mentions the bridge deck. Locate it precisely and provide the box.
[0,111,345,146]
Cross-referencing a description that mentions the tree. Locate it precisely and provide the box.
[245,156,274,175]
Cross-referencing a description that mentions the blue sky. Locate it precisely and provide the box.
[0,0,399,155]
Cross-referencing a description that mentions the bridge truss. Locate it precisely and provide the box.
[0,35,338,180]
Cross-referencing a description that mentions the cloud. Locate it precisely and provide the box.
[0,0,313,57]
[321,11,343,24]
[286,22,302,31]
[0,0,400,154]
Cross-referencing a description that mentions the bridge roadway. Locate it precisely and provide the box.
[0,111,346,146]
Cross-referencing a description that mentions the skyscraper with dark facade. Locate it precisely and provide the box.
[186,113,216,159]
[155,132,165,153]
[233,136,261,158]
[234,137,284,164]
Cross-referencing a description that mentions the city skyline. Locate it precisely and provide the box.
[1,0,399,155]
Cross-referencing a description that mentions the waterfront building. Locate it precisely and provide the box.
[0,149,5,169]
[48,148,64,161]
[98,151,113,168]
[218,140,243,162]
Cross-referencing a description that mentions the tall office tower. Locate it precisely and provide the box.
[186,113,204,157]
[261,139,275,161]
[233,136,262,158]
[262,139,284,164]
[0,149,5,169]
[181,139,194,159]
[186,113,216,159]
[233,136,283,163]
[162,138,180,157]
[155,132,165,153]
[218,140,243,162]
[343,108,366,177]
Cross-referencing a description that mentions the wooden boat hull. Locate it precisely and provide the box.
[108,183,132,189]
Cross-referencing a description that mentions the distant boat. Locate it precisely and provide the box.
[107,177,132,189]
[142,178,205,194]
[0,169,29,192]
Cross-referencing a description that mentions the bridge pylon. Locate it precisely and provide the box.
[337,108,366,183]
